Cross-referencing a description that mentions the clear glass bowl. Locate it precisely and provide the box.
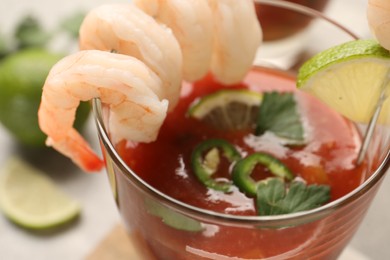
[93,0,390,259]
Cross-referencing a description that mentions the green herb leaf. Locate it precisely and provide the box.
[14,16,50,49]
[146,199,203,232]
[14,16,51,49]
[255,92,304,142]
[60,12,86,39]
[0,33,11,58]
[256,178,330,216]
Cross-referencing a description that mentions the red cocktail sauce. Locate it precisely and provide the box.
[117,67,366,217]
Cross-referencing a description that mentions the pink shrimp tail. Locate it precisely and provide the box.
[46,128,105,172]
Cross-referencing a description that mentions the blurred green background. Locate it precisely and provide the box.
[0,12,90,148]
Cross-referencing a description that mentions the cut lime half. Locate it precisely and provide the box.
[188,89,262,130]
[297,39,390,124]
[0,157,80,230]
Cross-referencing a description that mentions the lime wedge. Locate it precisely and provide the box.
[188,89,262,130]
[297,39,390,123]
[0,157,80,229]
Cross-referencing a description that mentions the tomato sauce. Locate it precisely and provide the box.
[117,67,367,217]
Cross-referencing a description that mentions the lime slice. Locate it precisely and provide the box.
[297,39,390,123]
[0,157,80,229]
[188,89,262,130]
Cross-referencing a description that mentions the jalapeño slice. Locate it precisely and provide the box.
[191,139,241,192]
[232,152,294,196]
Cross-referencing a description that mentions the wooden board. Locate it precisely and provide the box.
[86,224,156,260]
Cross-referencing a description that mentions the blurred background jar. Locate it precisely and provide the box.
[254,0,333,70]
[256,0,330,41]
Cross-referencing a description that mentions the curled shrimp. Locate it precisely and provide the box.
[134,0,214,82]
[38,50,168,172]
[134,0,262,84]
[208,0,262,84]
[38,2,262,172]
[79,4,182,109]
[367,0,390,50]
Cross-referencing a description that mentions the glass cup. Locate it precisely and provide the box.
[93,1,390,259]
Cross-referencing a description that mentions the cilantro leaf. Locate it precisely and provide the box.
[255,92,305,142]
[0,33,10,58]
[145,199,203,232]
[14,16,51,49]
[256,178,330,216]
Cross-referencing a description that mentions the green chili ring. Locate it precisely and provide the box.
[191,139,241,192]
[232,152,294,196]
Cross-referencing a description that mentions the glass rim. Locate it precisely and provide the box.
[92,0,390,227]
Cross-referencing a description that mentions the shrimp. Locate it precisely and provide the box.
[79,4,182,109]
[134,0,262,84]
[134,0,214,82]
[38,50,168,172]
[207,0,262,85]
[38,2,262,172]
[367,0,390,50]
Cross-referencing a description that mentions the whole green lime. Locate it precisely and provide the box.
[0,48,90,147]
